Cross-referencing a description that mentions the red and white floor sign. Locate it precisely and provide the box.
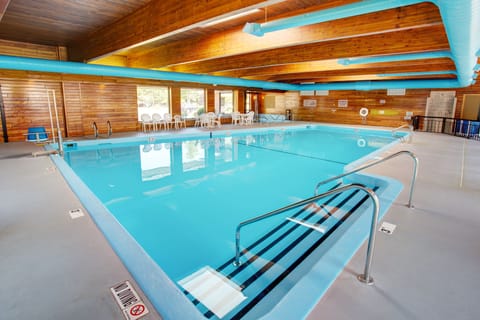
[125,302,149,320]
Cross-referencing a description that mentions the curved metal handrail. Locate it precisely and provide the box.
[314,150,418,208]
[392,124,413,143]
[92,121,98,139]
[107,120,112,137]
[233,183,380,285]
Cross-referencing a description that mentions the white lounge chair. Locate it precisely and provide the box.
[163,113,175,129]
[174,115,187,129]
[244,111,254,125]
[141,113,154,132]
[231,112,241,125]
[152,113,166,131]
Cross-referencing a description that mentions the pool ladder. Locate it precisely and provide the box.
[233,150,418,286]
[92,120,112,139]
[392,124,414,143]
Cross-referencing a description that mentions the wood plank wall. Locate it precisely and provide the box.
[1,79,65,141]
[62,82,138,137]
[0,39,66,60]
[258,82,480,127]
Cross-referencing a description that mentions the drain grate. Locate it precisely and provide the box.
[111,281,149,320]
[68,208,84,219]
[379,222,397,235]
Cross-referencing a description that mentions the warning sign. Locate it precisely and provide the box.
[124,302,149,320]
[111,281,149,320]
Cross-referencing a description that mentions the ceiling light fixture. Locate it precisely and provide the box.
[202,9,261,27]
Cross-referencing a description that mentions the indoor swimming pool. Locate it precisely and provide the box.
[53,125,406,319]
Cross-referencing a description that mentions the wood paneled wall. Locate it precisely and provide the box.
[63,82,138,137]
[256,82,480,128]
[0,79,65,141]
[0,39,67,60]
[1,69,480,142]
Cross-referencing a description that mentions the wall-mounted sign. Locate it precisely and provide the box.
[315,90,329,96]
[387,88,406,96]
[303,99,317,107]
[338,99,348,108]
[300,90,315,96]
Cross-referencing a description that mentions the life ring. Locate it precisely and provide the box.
[357,138,366,148]
[359,107,369,117]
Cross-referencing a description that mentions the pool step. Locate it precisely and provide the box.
[184,187,378,319]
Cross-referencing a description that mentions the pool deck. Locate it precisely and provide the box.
[1,123,479,320]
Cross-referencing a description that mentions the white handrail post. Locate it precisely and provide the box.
[47,89,63,156]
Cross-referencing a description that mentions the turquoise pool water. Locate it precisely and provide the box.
[58,125,405,319]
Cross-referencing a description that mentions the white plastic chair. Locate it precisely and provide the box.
[200,113,210,127]
[174,115,187,129]
[193,114,202,127]
[207,112,221,128]
[163,113,175,130]
[152,113,166,131]
[231,111,241,125]
[141,113,154,132]
[244,111,254,125]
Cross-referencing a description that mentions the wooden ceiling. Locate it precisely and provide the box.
[0,0,458,86]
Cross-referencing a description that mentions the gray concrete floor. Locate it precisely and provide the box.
[308,132,480,320]
[1,125,479,320]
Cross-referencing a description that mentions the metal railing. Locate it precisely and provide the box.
[92,121,99,139]
[391,124,413,142]
[412,115,480,140]
[233,183,380,284]
[92,120,112,138]
[314,150,418,208]
[107,120,112,137]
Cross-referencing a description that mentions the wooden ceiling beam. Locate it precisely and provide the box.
[162,25,449,74]
[129,2,441,68]
[283,74,456,83]
[0,0,10,22]
[68,0,270,62]
[212,58,455,78]
[250,62,456,81]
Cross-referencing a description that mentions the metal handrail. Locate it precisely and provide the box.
[392,124,413,142]
[314,150,418,208]
[92,121,98,139]
[107,120,112,137]
[392,124,412,133]
[233,183,380,284]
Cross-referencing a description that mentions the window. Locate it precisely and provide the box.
[137,86,170,120]
[246,93,252,113]
[214,90,233,114]
[181,88,205,118]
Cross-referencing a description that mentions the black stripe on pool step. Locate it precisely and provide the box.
[216,183,343,272]
[229,186,379,320]
[222,189,351,281]
[235,189,360,289]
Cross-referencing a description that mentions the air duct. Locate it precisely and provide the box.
[244,0,480,89]
[0,54,298,91]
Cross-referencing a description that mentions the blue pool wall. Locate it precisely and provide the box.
[50,123,408,320]
[50,154,205,320]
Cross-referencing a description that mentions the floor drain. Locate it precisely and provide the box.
[68,208,84,219]
[111,281,149,320]
[379,221,396,235]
